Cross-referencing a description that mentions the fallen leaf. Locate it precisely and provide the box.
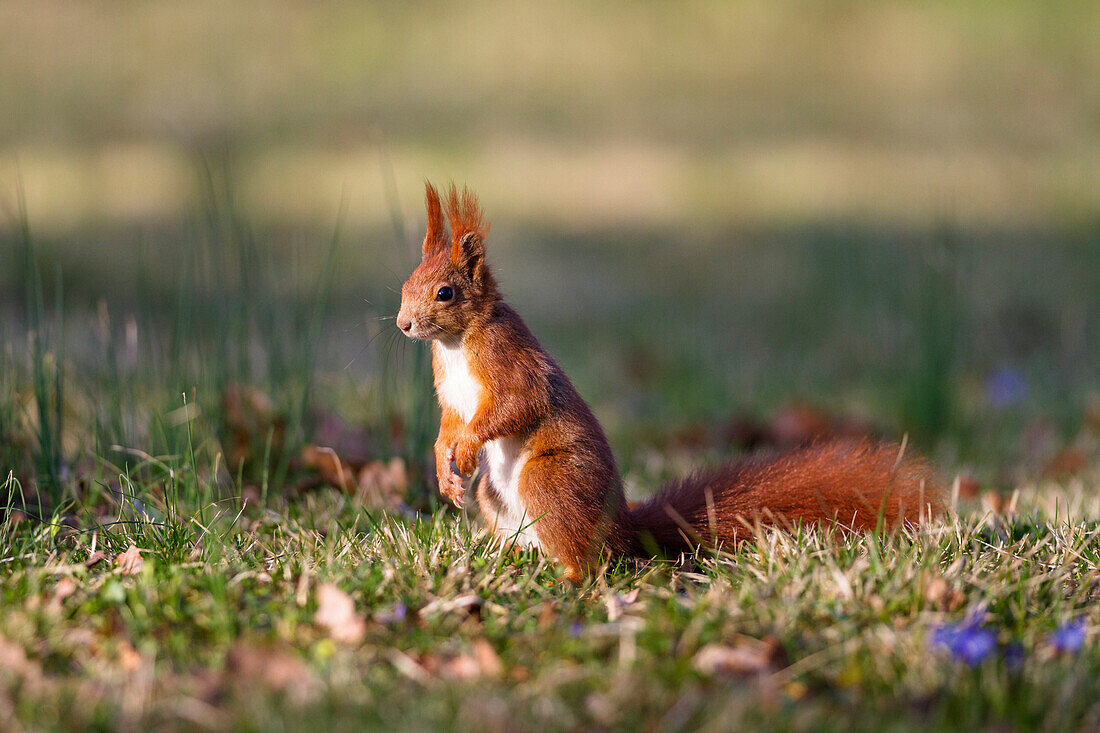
[924,575,965,611]
[440,653,481,680]
[418,593,482,620]
[767,403,835,447]
[1085,397,1100,433]
[605,587,642,621]
[300,445,356,491]
[226,642,313,692]
[982,491,1005,516]
[314,583,366,644]
[693,637,787,676]
[117,641,144,673]
[0,635,42,688]
[537,601,559,630]
[114,544,145,576]
[85,551,107,569]
[356,457,408,508]
[416,640,503,681]
[1044,447,1088,478]
[45,577,76,616]
[223,384,284,467]
[472,639,503,677]
[956,475,981,500]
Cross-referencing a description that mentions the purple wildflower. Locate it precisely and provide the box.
[569,620,585,638]
[985,366,1027,408]
[1003,640,1025,670]
[1049,619,1087,654]
[929,614,997,666]
[375,601,407,624]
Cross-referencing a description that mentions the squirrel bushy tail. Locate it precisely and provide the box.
[617,439,941,558]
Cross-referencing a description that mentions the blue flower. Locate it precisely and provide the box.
[930,614,997,666]
[1003,640,1025,671]
[375,600,407,624]
[1048,619,1086,654]
[985,366,1028,408]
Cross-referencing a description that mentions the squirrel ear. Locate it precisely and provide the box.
[422,182,448,256]
[452,231,485,280]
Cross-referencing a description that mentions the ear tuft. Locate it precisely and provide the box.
[444,183,490,250]
[422,181,448,256]
[444,183,490,278]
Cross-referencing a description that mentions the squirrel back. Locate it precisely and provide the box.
[398,182,942,580]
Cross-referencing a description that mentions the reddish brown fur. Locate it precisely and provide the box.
[397,183,943,581]
[422,183,447,256]
[442,182,490,248]
[617,440,937,556]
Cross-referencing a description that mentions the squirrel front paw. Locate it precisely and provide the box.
[455,437,481,476]
[438,447,466,507]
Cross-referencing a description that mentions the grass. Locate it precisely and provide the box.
[3,476,1100,731]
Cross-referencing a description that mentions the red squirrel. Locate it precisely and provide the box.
[397,183,942,581]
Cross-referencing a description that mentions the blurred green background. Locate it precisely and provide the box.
[2,1,1099,489]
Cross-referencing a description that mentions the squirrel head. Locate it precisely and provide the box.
[397,182,495,341]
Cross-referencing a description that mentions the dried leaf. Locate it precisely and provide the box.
[1044,448,1088,478]
[472,639,503,677]
[45,577,76,616]
[223,384,283,466]
[85,551,107,569]
[114,544,145,576]
[767,403,835,447]
[0,635,42,688]
[1085,397,1100,433]
[440,654,481,680]
[300,445,356,491]
[537,601,559,630]
[226,642,313,692]
[956,475,981,500]
[314,583,366,644]
[982,491,1005,516]
[117,641,144,673]
[693,638,786,676]
[418,593,482,619]
[924,575,965,611]
[417,640,503,681]
[356,457,408,508]
[605,587,642,621]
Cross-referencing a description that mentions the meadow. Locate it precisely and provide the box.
[3,2,1100,730]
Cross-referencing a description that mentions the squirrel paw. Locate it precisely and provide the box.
[439,448,466,507]
[440,471,466,507]
[455,438,481,476]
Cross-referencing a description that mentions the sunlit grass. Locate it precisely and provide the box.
[2,473,1099,730]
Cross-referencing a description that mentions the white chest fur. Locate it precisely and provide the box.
[433,340,538,548]
[434,340,481,423]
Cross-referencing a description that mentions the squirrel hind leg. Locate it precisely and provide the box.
[518,455,605,579]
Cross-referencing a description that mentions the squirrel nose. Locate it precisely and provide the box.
[397,317,412,333]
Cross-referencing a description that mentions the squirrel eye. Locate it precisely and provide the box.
[435,286,454,302]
